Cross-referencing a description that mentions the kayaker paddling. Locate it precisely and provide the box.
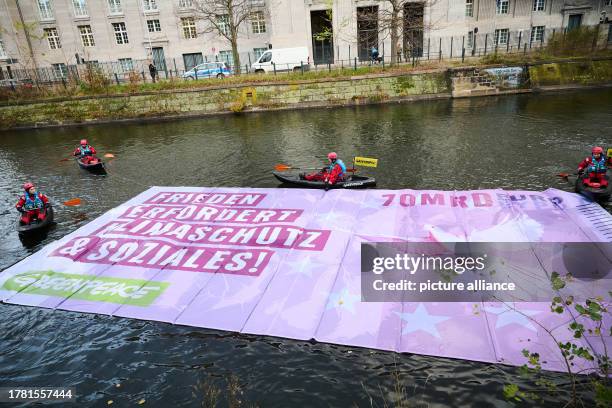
[577,146,612,184]
[73,138,106,173]
[73,139,97,164]
[16,182,50,225]
[574,146,612,201]
[302,152,347,190]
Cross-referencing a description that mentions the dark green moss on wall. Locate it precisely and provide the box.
[529,60,612,86]
[394,76,416,93]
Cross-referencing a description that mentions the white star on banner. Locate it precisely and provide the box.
[283,257,326,278]
[321,208,356,225]
[358,197,385,211]
[325,288,360,314]
[484,305,541,332]
[395,303,451,338]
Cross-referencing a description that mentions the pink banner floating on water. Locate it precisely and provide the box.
[1,187,610,372]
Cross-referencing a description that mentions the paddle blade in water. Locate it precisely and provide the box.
[557,173,569,178]
[64,198,82,206]
[104,153,115,158]
[274,164,291,171]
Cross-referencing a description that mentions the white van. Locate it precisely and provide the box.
[251,47,310,73]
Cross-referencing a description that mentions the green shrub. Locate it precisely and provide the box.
[543,26,600,57]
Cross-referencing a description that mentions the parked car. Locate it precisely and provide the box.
[182,62,232,79]
[0,78,33,88]
[251,47,310,73]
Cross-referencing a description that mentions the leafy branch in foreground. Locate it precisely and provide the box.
[503,272,610,407]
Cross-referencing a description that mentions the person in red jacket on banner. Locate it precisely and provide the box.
[73,139,97,164]
[302,152,347,190]
[16,182,50,224]
[577,146,612,186]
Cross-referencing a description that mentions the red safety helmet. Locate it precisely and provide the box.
[327,152,338,160]
[22,182,34,191]
[80,139,88,145]
[592,146,603,155]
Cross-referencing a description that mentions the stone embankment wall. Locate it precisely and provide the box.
[1,59,611,130]
[451,67,511,97]
[528,59,612,88]
[0,72,451,129]
[446,58,612,97]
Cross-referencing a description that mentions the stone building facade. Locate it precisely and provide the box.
[0,0,610,78]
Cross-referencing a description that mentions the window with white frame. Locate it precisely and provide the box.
[219,50,233,67]
[78,25,95,47]
[251,11,266,34]
[494,28,509,45]
[253,47,267,60]
[181,17,197,39]
[119,58,133,72]
[108,0,122,14]
[217,14,230,36]
[143,0,157,12]
[112,22,129,44]
[465,0,473,17]
[44,28,61,49]
[0,37,6,58]
[178,0,193,7]
[533,0,545,11]
[72,0,88,17]
[147,19,161,32]
[52,63,67,78]
[530,26,545,43]
[38,0,54,20]
[467,31,474,48]
[496,0,509,14]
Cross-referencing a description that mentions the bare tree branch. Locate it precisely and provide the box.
[357,0,439,65]
[187,0,270,74]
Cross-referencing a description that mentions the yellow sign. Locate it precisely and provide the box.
[354,157,378,168]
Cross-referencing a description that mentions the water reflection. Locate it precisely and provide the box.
[0,89,611,406]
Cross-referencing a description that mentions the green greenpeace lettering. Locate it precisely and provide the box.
[2,271,169,307]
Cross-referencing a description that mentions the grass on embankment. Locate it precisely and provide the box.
[2,46,612,105]
[0,62,450,104]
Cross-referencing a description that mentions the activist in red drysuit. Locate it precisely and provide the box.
[73,138,97,164]
[16,182,50,224]
[303,152,347,189]
[577,146,612,186]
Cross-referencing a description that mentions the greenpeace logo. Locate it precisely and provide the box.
[2,271,169,306]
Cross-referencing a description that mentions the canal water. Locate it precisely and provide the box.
[0,89,611,406]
